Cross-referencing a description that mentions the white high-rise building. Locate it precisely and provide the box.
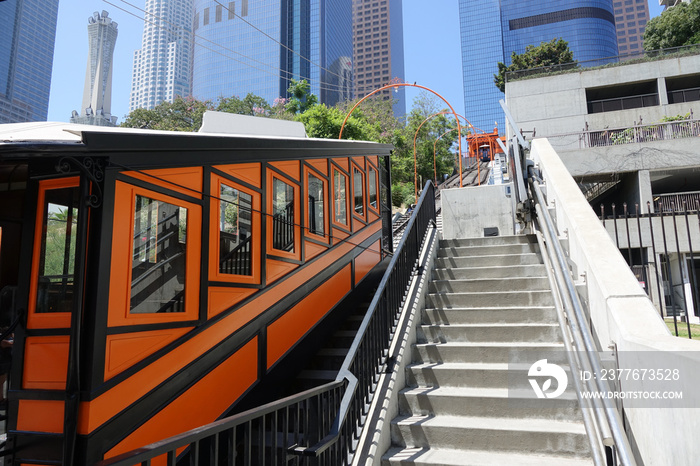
[129,0,193,112]
[71,10,119,126]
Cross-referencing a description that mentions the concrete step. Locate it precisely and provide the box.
[406,362,573,390]
[422,306,557,325]
[382,447,594,466]
[399,386,581,421]
[439,235,537,248]
[426,290,554,308]
[428,277,550,293]
[432,264,546,280]
[437,243,539,258]
[412,342,565,364]
[434,253,542,269]
[390,415,590,457]
[417,323,562,344]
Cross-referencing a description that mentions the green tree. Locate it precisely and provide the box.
[216,93,271,116]
[285,79,319,114]
[121,96,213,131]
[643,0,700,51]
[294,104,375,140]
[494,38,575,93]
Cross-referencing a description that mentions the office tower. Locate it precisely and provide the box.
[459,0,619,132]
[129,0,194,112]
[352,0,406,117]
[0,0,59,123]
[613,0,650,54]
[192,0,352,107]
[71,11,119,126]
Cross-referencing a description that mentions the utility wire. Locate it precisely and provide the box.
[212,0,355,86]
[106,0,353,95]
[108,161,389,256]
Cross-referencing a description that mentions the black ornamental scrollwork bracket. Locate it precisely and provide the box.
[55,156,105,208]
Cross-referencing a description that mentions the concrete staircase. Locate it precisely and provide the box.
[382,235,592,465]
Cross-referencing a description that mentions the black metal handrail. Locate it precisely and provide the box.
[94,181,436,466]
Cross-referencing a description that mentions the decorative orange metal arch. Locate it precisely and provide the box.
[338,82,463,202]
[413,111,488,192]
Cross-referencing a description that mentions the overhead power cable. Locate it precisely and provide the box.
[105,0,353,96]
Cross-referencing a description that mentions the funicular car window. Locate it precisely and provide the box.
[131,195,188,314]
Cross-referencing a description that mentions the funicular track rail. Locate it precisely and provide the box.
[96,182,437,466]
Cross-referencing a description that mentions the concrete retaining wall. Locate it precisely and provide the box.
[441,184,515,239]
[531,138,700,466]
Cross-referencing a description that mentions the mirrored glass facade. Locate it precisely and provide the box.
[459,0,619,132]
[130,0,193,112]
[0,0,59,123]
[192,0,351,106]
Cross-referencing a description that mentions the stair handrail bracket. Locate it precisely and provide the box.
[528,138,700,466]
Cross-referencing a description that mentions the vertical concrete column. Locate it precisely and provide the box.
[658,77,668,106]
[638,170,653,212]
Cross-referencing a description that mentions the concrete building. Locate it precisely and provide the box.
[506,50,700,320]
[458,0,619,132]
[129,0,193,112]
[613,0,650,54]
[192,0,352,107]
[351,0,406,117]
[0,0,59,123]
[71,11,119,127]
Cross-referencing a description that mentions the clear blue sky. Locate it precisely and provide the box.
[47,0,665,124]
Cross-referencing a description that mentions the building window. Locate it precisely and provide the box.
[333,168,348,226]
[307,172,325,237]
[353,166,365,217]
[219,184,253,275]
[369,166,378,209]
[131,195,188,314]
[216,4,222,22]
[272,177,295,252]
[203,7,209,25]
[33,179,80,315]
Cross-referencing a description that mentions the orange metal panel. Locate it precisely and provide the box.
[307,159,328,176]
[267,264,352,368]
[266,259,298,285]
[352,156,366,169]
[107,182,201,327]
[333,157,349,173]
[22,336,69,390]
[304,242,327,261]
[213,163,262,188]
[17,400,65,433]
[104,328,192,381]
[77,226,378,434]
[354,240,381,284]
[104,338,258,461]
[208,287,257,319]
[123,167,203,199]
[269,160,300,181]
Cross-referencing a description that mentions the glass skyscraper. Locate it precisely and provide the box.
[192,0,352,107]
[0,0,59,123]
[129,0,194,112]
[352,0,406,117]
[459,0,619,132]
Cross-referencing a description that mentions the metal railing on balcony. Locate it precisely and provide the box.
[547,117,700,149]
[95,182,437,466]
[587,92,659,114]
